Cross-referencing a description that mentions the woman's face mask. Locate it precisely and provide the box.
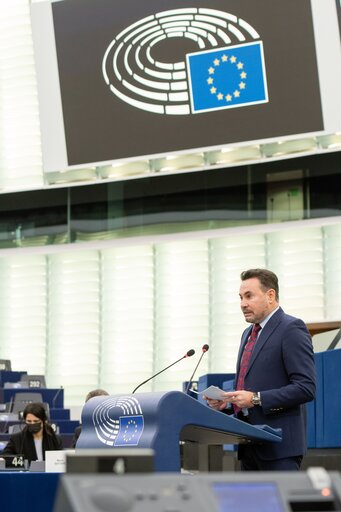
[26,422,42,434]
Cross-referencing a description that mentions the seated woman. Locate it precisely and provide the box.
[1,402,62,463]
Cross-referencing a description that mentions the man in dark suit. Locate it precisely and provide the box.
[206,268,316,471]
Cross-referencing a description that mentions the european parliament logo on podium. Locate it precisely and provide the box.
[187,42,268,114]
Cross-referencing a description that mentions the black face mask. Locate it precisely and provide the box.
[26,423,42,434]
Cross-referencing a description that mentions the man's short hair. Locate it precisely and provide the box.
[85,389,109,402]
[240,268,279,301]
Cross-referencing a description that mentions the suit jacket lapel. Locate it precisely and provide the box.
[245,308,284,375]
[236,326,252,370]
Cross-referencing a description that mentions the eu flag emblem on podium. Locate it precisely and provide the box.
[187,41,268,114]
[114,415,144,446]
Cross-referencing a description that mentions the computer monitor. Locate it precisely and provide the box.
[66,449,154,474]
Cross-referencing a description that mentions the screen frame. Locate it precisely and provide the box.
[30,0,341,174]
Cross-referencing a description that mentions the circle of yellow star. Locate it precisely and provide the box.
[206,53,248,105]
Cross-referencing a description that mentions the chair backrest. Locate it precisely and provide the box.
[13,392,43,404]
[12,392,44,415]
[20,375,46,389]
[0,359,11,371]
[0,413,19,431]
[8,423,25,434]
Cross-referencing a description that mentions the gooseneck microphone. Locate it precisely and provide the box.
[52,386,63,409]
[132,349,195,394]
[185,344,209,395]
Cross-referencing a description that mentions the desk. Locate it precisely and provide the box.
[0,371,27,387]
[1,388,64,408]
[0,472,60,512]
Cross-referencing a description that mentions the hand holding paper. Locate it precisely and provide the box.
[199,385,227,400]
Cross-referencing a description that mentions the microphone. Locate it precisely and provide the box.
[185,344,209,395]
[7,394,14,413]
[52,386,63,409]
[132,349,195,394]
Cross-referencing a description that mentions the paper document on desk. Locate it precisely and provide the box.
[192,385,226,400]
[45,450,66,473]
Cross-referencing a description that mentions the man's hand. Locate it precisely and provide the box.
[203,396,228,411]
[222,390,254,409]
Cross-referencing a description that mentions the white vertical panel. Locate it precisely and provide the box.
[267,227,324,322]
[324,224,341,320]
[154,240,209,391]
[47,251,100,405]
[0,254,47,372]
[0,0,43,189]
[100,245,154,394]
[210,234,266,373]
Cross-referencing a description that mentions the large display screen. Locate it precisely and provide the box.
[337,0,341,41]
[31,0,341,172]
[212,482,284,512]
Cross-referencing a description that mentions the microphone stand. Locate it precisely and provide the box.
[132,350,195,394]
[185,345,209,395]
[52,386,63,409]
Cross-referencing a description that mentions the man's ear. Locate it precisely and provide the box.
[267,288,276,303]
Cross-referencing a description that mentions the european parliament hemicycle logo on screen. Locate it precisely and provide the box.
[102,8,268,116]
[51,0,324,165]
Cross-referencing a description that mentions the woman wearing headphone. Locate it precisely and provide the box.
[1,402,62,463]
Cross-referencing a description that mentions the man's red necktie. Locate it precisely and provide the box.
[234,323,261,414]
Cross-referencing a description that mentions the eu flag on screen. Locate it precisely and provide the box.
[114,415,144,446]
[187,41,268,114]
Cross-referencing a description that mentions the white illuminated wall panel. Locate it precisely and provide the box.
[324,224,341,320]
[154,240,209,391]
[267,227,324,323]
[0,0,43,189]
[46,251,100,405]
[100,245,154,395]
[0,254,47,373]
[209,234,266,373]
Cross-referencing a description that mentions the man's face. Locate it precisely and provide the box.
[239,277,276,324]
